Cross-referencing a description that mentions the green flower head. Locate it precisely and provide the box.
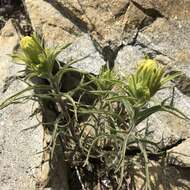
[137,59,157,72]
[137,58,164,95]
[127,58,165,106]
[20,35,42,63]
[20,36,33,50]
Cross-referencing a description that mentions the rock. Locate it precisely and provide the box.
[37,129,69,190]
[24,0,82,46]
[167,138,190,167]
[115,45,190,150]
[56,0,130,48]
[114,2,190,151]
[132,158,190,190]
[122,1,152,45]
[25,0,107,71]
[137,18,190,66]
[20,0,190,188]
[0,20,43,190]
[114,45,144,76]
[57,34,106,74]
[24,0,190,50]
[0,19,21,86]
[131,0,190,21]
[141,87,190,150]
[133,87,190,151]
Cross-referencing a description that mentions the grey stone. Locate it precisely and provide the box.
[167,138,190,167]
[114,11,190,150]
[114,45,144,76]
[138,87,190,150]
[57,34,106,74]
[114,44,190,150]
[137,18,190,69]
[0,20,43,190]
[20,0,190,188]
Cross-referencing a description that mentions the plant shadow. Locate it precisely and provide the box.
[131,157,190,190]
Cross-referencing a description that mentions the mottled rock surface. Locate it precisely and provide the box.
[25,0,82,46]
[115,46,190,151]
[132,158,190,190]
[137,18,190,65]
[2,0,190,189]
[131,0,190,20]
[57,34,106,74]
[0,20,43,190]
[167,138,190,167]
[57,0,130,47]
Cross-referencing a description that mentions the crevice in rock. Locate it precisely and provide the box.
[2,76,18,93]
[127,15,159,46]
[45,142,70,190]
[161,138,186,152]
[91,38,124,69]
[131,0,165,19]
[43,0,125,69]
[126,0,167,46]
[44,0,89,33]
[0,0,19,29]
[20,0,33,35]
[128,10,167,47]
[135,40,175,60]
[114,1,130,18]
[47,22,80,37]
[0,0,34,36]
[172,74,190,97]
[32,0,165,71]
[127,18,148,46]
[102,45,124,69]
[123,138,187,162]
